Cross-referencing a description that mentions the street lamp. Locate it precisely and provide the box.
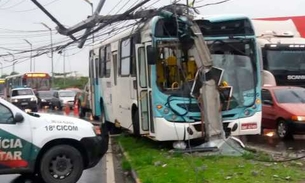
[83,0,93,15]
[7,52,16,73]
[83,0,94,43]
[24,39,33,72]
[40,22,54,88]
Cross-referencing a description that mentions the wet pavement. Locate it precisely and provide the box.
[1,158,106,183]
[0,108,134,183]
[240,129,305,155]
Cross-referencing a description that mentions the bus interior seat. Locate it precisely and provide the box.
[156,59,165,86]
[183,59,197,80]
[165,56,181,89]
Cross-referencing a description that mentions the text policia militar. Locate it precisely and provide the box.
[0,138,23,161]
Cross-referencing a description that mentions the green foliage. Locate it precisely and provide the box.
[1,74,9,78]
[122,158,132,171]
[10,71,19,75]
[117,135,305,183]
[53,77,88,89]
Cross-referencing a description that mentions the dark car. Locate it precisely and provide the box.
[38,91,53,108]
[262,86,305,140]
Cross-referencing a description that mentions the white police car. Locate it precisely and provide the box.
[0,97,108,183]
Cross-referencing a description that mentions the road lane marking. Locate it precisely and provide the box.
[106,137,115,183]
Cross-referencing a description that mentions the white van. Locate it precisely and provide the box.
[0,97,108,183]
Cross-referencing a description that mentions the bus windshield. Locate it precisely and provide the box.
[26,78,50,90]
[266,50,305,71]
[0,83,5,94]
[0,80,5,94]
[212,54,255,106]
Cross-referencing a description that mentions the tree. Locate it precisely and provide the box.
[10,71,19,75]
[1,74,9,78]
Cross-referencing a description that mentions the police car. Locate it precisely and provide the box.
[8,87,38,112]
[0,97,108,183]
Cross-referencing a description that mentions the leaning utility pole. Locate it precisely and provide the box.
[30,0,151,49]
[190,24,224,143]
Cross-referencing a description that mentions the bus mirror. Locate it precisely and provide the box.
[147,47,157,65]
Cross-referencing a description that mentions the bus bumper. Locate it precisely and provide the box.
[226,112,262,136]
[153,118,204,141]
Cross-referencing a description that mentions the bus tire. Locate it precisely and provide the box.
[39,145,83,183]
[132,110,140,137]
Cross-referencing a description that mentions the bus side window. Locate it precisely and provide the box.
[120,38,131,76]
[99,47,105,78]
[113,53,118,85]
[22,78,26,86]
[105,45,111,78]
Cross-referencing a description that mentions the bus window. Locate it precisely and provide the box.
[105,45,111,78]
[99,47,105,78]
[120,38,131,76]
[138,47,147,87]
[113,53,118,85]
[89,51,93,78]
[95,58,99,80]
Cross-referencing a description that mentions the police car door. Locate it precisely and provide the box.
[0,102,33,170]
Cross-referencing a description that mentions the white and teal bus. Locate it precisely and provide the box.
[88,13,262,141]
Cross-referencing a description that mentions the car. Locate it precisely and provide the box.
[8,87,39,112]
[261,86,305,139]
[37,90,53,108]
[0,97,108,183]
[51,90,76,110]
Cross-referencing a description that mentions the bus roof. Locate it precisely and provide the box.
[92,14,253,51]
[195,14,250,22]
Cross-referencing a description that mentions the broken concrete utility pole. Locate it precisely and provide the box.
[30,0,77,41]
[189,23,245,155]
[30,0,151,49]
[78,0,106,48]
[190,24,224,142]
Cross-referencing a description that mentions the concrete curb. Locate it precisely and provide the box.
[118,142,142,183]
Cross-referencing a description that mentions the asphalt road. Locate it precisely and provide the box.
[0,108,134,183]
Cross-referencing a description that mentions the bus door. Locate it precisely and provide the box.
[88,54,94,113]
[93,55,101,117]
[135,43,152,134]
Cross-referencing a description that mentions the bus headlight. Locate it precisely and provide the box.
[163,108,170,114]
[244,109,251,116]
[171,114,177,120]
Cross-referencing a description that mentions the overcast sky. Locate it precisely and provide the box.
[0,0,303,76]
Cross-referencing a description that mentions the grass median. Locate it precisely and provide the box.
[116,134,305,183]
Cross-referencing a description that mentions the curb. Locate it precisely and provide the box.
[118,142,142,183]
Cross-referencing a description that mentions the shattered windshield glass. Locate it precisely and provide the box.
[212,54,255,107]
